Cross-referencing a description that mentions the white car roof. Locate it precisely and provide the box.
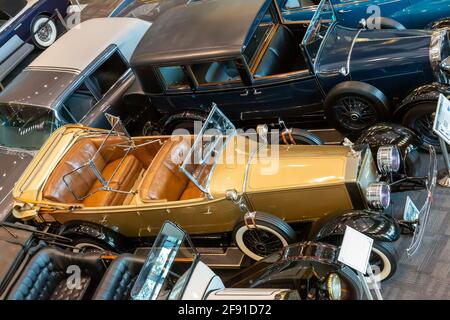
[28,17,151,74]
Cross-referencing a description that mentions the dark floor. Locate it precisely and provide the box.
[60,0,450,300]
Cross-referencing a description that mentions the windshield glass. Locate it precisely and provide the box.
[302,0,336,66]
[180,105,236,195]
[0,104,61,151]
[131,221,199,300]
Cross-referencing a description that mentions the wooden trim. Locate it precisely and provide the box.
[250,23,279,74]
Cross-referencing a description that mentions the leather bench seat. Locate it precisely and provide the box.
[140,137,203,202]
[7,248,104,300]
[43,138,143,207]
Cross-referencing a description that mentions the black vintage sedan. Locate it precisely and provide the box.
[128,0,450,150]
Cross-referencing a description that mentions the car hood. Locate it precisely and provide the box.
[316,26,436,95]
[209,137,359,197]
[0,147,34,221]
[349,29,433,82]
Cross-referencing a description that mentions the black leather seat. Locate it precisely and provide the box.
[92,254,145,300]
[7,248,105,300]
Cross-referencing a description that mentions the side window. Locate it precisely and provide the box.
[159,66,190,90]
[191,61,241,86]
[284,0,319,9]
[60,81,98,122]
[90,51,129,95]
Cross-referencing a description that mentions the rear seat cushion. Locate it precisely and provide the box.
[43,139,105,204]
[139,138,191,202]
[83,154,143,207]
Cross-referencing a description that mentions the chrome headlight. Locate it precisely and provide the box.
[430,29,450,83]
[327,273,342,300]
[366,182,390,210]
[377,145,400,174]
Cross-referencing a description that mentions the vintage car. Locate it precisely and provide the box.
[0,0,70,88]
[124,0,450,151]
[0,221,362,300]
[11,106,436,281]
[0,17,151,222]
[279,0,450,29]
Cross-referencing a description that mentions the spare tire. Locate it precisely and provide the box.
[233,212,297,261]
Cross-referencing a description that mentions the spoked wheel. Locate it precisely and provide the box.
[366,241,398,282]
[402,102,440,152]
[233,212,297,261]
[32,15,58,49]
[333,96,379,132]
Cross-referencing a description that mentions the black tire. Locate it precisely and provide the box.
[70,236,117,254]
[368,241,399,282]
[325,82,390,133]
[233,212,297,261]
[278,128,324,145]
[401,101,440,152]
[378,17,406,30]
[31,15,59,49]
[340,266,364,300]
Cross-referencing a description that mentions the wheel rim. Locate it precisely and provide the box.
[241,227,285,258]
[37,23,52,42]
[412,112,439,147]
[367,247,392,282]
[333,96,378,131]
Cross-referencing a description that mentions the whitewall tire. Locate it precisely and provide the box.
[32,16,58,49]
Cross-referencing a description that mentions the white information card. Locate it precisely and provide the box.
[433,94,450,145]
[338,226,373,274]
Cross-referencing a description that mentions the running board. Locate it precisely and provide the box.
[134,246,246,269]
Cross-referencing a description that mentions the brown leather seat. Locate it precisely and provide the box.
[83,155,143,207]
[43,138,143,207]
[139,137,192,202]
[43,139,105,204]
[179,165,210,200]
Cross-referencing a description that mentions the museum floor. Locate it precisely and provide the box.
[77,0,450,300]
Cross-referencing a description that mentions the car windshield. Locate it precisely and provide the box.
[302,0,336,66]
[180,105,237,195]
[0,104,61,151]
[131,221,199,300]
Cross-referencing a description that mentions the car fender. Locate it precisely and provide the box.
[393,83,450,119]
[58,220,131,252]
[312,211,401,243]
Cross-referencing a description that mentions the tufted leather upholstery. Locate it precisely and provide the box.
[92,254,145,300]
[43,138,143,207]
[139,137,192,202]
[7,248,104,300]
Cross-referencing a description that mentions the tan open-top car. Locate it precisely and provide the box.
[12,106,435,281]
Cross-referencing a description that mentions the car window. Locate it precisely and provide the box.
[90,51,129,96]
[284,0,320,9]
[159,66,190,89]
[191,61,241,86]
[60,81,99,123]
[243,4,276,66]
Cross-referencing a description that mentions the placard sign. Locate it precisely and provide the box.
[433,94,450,145]
[403,196,420,224]
[338,226,373,273]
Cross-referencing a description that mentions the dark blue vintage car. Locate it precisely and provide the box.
[0,0,69,88]
[279,0,450,29]
[128,0,450,149]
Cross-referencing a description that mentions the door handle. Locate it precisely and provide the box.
[240,89,249,97]
[253,89,262,95]
[338,9,351,13]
